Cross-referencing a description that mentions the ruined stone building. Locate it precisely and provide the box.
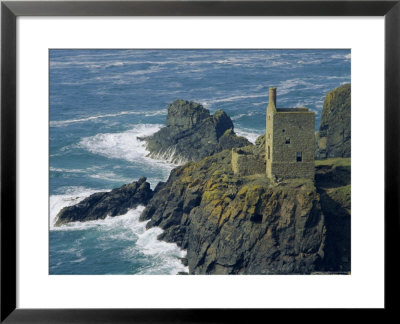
[232,87,315,180]
[265,87,315,180]
[231,146,265,176]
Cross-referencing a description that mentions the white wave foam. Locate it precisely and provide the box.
[144,110,168,117]
[70,257,87,263]
[235,128,264,144]
[230,111,259,121]
[51,201,188,274]
[57,65,164,86]
[50,167,86,173]
[50,109,167,127]
[50,187,104,228]
[51,167,133,184]
[79,124,160,160]
[88,172,133,184]
[78,124,178,179]
[148,145,188,165]
[51,52,277,71]
[230,113,247,121]
[326,75,351,80]
[277,78,325,96]
[296,59,322,65]
[200,93,267,107]
[55,245,86,265]
[331,53,351,60]
[134,225,187,275]
[52,205,146,232]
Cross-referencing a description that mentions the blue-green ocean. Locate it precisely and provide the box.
[49,49,351,274]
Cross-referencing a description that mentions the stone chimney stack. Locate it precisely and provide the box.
[269,87,276,107]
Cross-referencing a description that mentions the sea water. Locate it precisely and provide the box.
[49,49,351,274]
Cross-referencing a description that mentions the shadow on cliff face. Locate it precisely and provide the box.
[315,160,351,273]
[315,165,350,188]
[318,189,351,272]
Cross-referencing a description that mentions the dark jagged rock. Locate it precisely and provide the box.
[178,257,189,266]
[55,177,153,226]
[166,99,210,128]
[140,149,333,274]
[315,158,351,272]
[142,99,250,163]
[315,84,351,159]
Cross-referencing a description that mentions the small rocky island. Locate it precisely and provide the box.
[55,84,351,275]
[140,99,250,163]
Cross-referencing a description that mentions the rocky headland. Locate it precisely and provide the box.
[55,143,350,274]
[140,144,324,274]
[140,99,250,163]
[315,83,351,159]
[139,139,350,274]
[55,90,351,274]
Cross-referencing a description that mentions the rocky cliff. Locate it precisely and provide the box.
[54,88,351,274]
[141,99,250,163]
[55,177,154,226]
[315,158,351,272]
[139,136,336,274]
[140,143,350,274]
[315,84,351,159]
[55,139,350,274]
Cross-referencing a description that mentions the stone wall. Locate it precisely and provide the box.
[232,148,265,176]
[269,110,315,180]
[265,94,276,178]
[271,161,315,179]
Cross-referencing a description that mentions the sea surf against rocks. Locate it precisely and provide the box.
[50,49,350,274]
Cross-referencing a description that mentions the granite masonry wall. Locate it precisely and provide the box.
[232,148,265,176]
[266,88,315,180]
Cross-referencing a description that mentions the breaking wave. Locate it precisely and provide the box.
[50,192,188,274]
[147,145,188,165]
[77,123,184,174]
[50,110,166,127]
[235,128,264,144]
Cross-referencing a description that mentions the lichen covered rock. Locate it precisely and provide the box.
[140,150,328,274]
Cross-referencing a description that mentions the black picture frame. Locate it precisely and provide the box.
[1,0,399,322]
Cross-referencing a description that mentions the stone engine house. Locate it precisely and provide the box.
[265,87,315,180]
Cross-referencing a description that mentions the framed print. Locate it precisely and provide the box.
[1,0,399,322]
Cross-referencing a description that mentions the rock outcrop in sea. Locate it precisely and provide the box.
[315,83,351,159]
[140,99,250,163]
[55,177,153,226]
